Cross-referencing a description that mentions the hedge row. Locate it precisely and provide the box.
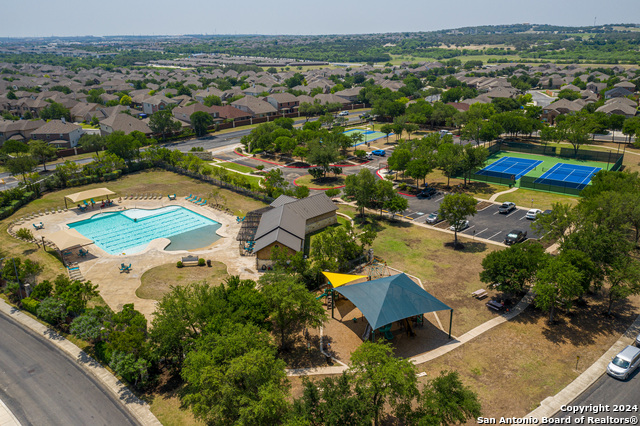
[0,191,35,220]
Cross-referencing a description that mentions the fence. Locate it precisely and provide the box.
[466,172,515,186]
[497,140,557,157]
[557,147,623,169]
[519,175,583,196]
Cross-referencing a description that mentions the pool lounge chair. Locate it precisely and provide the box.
[185,194,194,200]
[83,200,89,207]
[90,199,96,205]
[199,200,207,206]
[192,197,201,204]
[168,194,176,200]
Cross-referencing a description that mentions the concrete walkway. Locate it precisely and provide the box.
[0,397,20,426]
[529,313,640,419]
[489,186,519,202]
[0,300,161,426]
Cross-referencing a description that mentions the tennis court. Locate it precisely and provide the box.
[475,156,543,180]
[343,128,389,145]
[534,163,601,190]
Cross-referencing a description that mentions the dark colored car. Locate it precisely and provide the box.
[505,230,527,245]
[425,211,443,224]
[417,187,437,199]
[498,202,516,214]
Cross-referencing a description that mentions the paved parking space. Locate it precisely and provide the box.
[402,194,543,244]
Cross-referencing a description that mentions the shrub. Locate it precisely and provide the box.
[198,258,206,266]
[94,341,113,364]
[398,183,407,191]
[177,261,184,268]
[21,297,40,316]
[256,165,265,170]
[37,297,67,325]
[30,280,53,300]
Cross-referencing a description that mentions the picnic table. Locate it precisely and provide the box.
[471,289,488,299]
[486,300,504,311]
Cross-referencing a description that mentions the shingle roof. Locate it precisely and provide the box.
[32,120,81,135]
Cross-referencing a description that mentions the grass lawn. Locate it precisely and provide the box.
[495,187,579,211]
[148,384,204,426]
[419,294,640,418]
[294,174,346,189]
[213,161,256,174]
[137,261,229,300]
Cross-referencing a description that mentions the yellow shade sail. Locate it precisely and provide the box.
[321,272,368,288]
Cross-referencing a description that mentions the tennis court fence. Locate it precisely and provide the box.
[465,172,514,186]
[519,175,583,196]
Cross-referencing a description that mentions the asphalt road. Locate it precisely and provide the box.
[554,369,640,423]
[0,312,139,426]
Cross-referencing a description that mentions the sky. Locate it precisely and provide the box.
[1,0,639,37]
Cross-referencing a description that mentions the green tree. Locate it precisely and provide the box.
[109,350,150,387]
[203,95,222,107]
[480,242,546,295]
[103,303,148,357]
[6,155,37,183]
[119,94,132,106]
[259,272,326,351]
[460,143,488,185]
[380,124,394,142]
[534,253,584,323]
[344,169,377,217]
[439,193,477,248]
[105,131,141,161]
[311,222,364,272]
[190,111,213,137]
[532,202,576,246]
[70,307,111,342]
[1,139,29,154]
[78,134,107,160]
[149,109,181,141]
[40,102,71,121]
[384,195,409,220]
[606,258,640,315]
[437,142,464,186]
[181,323,290,425]
[28,139,56,172]
[37,297,67,325]
[414,371,482,425]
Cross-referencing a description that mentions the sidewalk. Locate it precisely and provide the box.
[0,397,20,426]
[0,300,161,426]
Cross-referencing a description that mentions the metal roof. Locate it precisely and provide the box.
[252,228,304,253]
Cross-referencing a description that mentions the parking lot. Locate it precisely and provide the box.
[398,194,543,244]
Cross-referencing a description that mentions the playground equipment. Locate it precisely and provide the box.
[367,256,390,280]
[316,288,334,309]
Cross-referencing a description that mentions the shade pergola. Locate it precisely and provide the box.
[46,228,94,251]
[334,273,454,339]
[64,188,115,208]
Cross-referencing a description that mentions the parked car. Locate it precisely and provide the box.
[542,209,553,216]
[498,202,516,214]
[372,149,386,156]
[425,211,443,225]
[365,152,373,160]
[338,110,349,116]
[449,220,470,232]
[360,113,370,119]
[417,187,437,199]
[607,345,640,380]
[525,209,542,220]
[504,230,527,245]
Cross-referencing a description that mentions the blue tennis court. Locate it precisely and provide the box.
[534,163,601,190]
[476,156,542,180]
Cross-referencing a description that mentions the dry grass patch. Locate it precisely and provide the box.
[137,261,229,300]
[419,294,640,418]
[496,187,580,211]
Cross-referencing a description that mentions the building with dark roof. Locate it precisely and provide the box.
[247,193,338,269]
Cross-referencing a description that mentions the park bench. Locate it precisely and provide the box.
[181,255,200,265]
[471,289,488,299]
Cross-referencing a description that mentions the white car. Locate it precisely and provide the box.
[525,209,542,220]
[449,220,470,232]
[338,111,349,116]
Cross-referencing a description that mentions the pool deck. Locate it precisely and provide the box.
[13,198,259,321]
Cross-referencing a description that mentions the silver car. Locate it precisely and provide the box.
[607,345,640,380]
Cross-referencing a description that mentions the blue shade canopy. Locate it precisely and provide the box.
[334,273,451,330]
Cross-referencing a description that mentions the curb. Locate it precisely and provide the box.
[0,397,20,426]
[0,300,162,426]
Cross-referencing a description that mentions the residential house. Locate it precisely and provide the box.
[231,96,277,118]
[172,103,222,124]
[333,87,362,103]
[313,93,350,106]
[586,82,607,94]
[605,87,634,100]
[252,193,338,269]
[70,102,100,123]
[31,120,83,148]
[614,81,636,92]
[194,87,224,103]
[596,98,637,118]
[0,119,45,144]
[541,99,584,124]
[142,94,178,115]
[207,105,252,122]
[99,113,152,136]
[263,93,299,113]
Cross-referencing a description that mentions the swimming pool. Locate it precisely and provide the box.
[67,206,222,255]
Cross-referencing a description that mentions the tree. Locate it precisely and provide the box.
[344,169,377,217]
[49,275,99,315]
[311,222,364,272]
[533,253,584,323]
[70,307,111,342]
[39,102,71,121]
[203,95,222,107]
[437,142,464,186]
[1,139,29,154]
[15,228,37,247]
[439,193,477,248]
[480,242,546,295]
[460,143,488,185]
[557,112,591,155]
[190,111,213,137]
[109,350,150,387]
[28,139,56,172]
[557,89,581,101]
[259,272,326,351]
[306,139,339,177]
[37,297,67,325]
[78,134,106,160]
[605,259,640,315]
[374,179,395,217]
[181,323,290,425]
[384,195,409,220]
[532,202,576,246]
[149,110,181,141]
[103,303,148,357]
[380,124,393,142]
[119,94,132,106]
[105,131,141,161]
[349,342,418,426]
[6,155,37,183]
[414,371,482,425]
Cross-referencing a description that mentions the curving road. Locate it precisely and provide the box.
[0,312,139,426]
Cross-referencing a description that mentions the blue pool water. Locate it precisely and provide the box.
[68,206,221,255]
